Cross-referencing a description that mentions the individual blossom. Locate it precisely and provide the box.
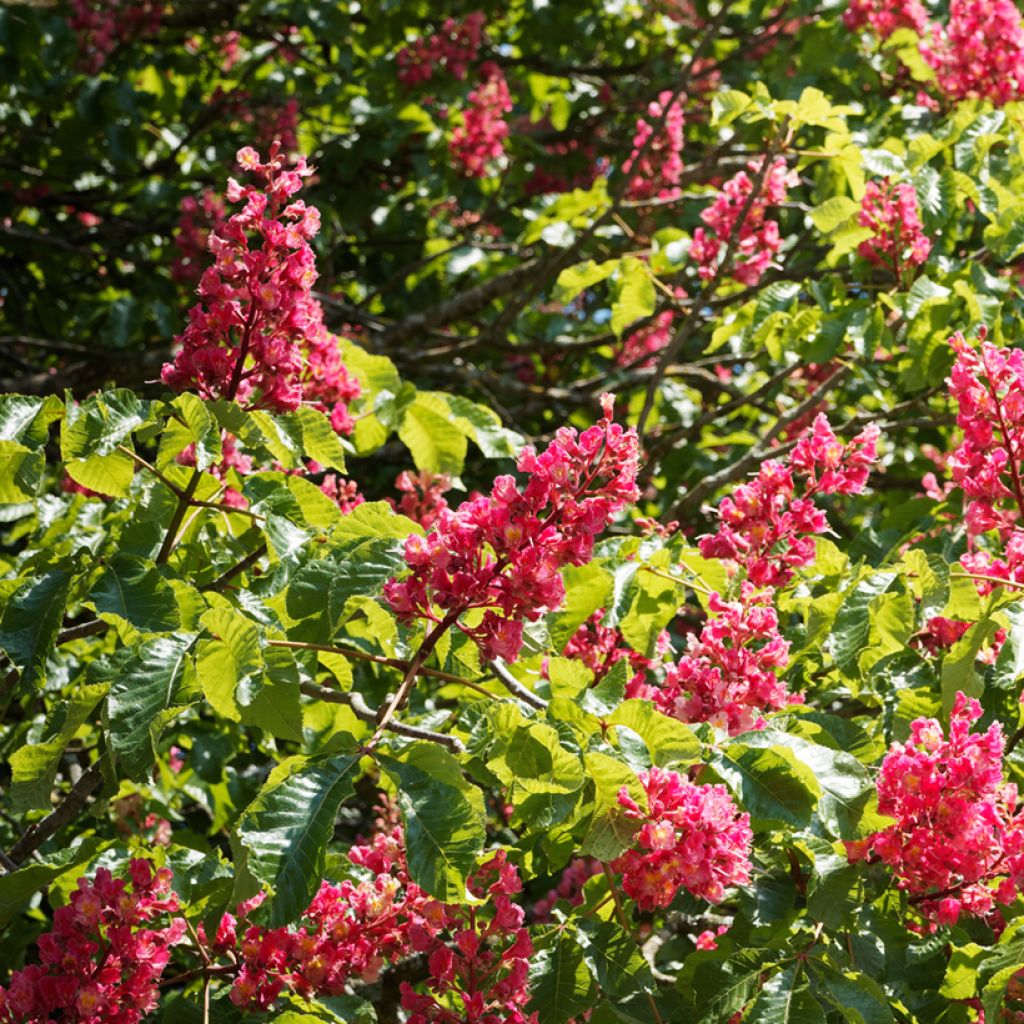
[397,12,487,86]
[384,394,640,663]
[388,470,452,530]
[869,691,1024,926]
[450,63,513,178]
[857,179,932,275]
[400,852,537,1024]
[921,0,1024,106]
[652,584,797,735]
[690,157,797,287]
[843,0,928,39]
[694,924,729,950]
[622,91,686,202]
[698,414,880,588]
[613,767,752,910]
[0,859,185,1024]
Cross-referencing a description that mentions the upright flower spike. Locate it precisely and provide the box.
[0,860,185,1024]
[869,691,1024,927]
[612,766,752,910]
[397,11,487,86]
[843,0,928,39]
[690,157,797,287]
[857,179,932,276]
[384,394,640,662]
[622,90,686,201]
[449,62,513,178]
[699,413,880,588]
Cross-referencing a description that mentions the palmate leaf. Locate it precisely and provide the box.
[747,966,826,1024]
[88,552,181,633]
[527,928,597,1024]
[236,750,362,926]
[709,746,820,830]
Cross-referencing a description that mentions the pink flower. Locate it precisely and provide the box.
[67,0,163,74]
[622,91,686,202]
[612,767,752,910]
[691,157,797,286]
[385,394,640,663]
[869,691,1024,926]
[0,860,184,1024]
[857,179,931,275]
[450,63,513,178]
[397,12,486,86]
[921,0,1024,106]
[843,0,928,38]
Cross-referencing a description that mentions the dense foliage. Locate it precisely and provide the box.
[9,0,1024,1021]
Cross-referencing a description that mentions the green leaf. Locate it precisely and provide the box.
[0,394,63,450]
[554,258,619,304]
[0,839,107,928]
[811,963,894,1024]
[608,699,701,767]
[710,745,820,830]
[747,966,826,1024]
[237,750,361,925]
[580,751,645,861]
[611,258,657,338]
[160,392,222,471]
[0,567,73,691]
[810,196,859,233]
[379,742,486,902]
[88,553,180,633]
[577,919,655,1001]
[98,634,197,780]
[398,397,469,475]
[528,929,597,1024]
[676,948,771,1024]
[9,682,107,811]
[828,571,897,678]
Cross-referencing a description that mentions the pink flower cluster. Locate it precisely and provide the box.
[612,767,752,910]
[450,63,513,178]
[921,0,1024,106]
[227,827,433,1008]
[690,157,797,287]
[556,609,669,690]
[531,858,602,923]
[617,309,676,368]
[67,0,163,74]
[843,0,928,38]
[384,394,640,662]
[162,145,361,432]
[401,852,536,1024]
[622,91,686,201]
[870,692,1024,925]
[857,179,931,275]
[651,584,796,735]
[161,144,318,411]
[170,188,227,284]
[699,414,880,588]
[388,470,453,530]
[0,860,184,1024]
[397,12,487,86]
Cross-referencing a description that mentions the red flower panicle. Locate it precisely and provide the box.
[857,179,931,275]
[397,12,487,86]
[612,767,752,910]
[68,0,162,73]
[921,0,1024,106]
[400,852,537,1024]
[388,470,453,530]
[843,0,928,39]
[384,394,640,662]
[698,414,880,588]
[450,63,513,178]
[622,90,686,201]
[0,860,184,1024]
[870,692,1024,926]
[653,583,797,735]
[690,157,797,287]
